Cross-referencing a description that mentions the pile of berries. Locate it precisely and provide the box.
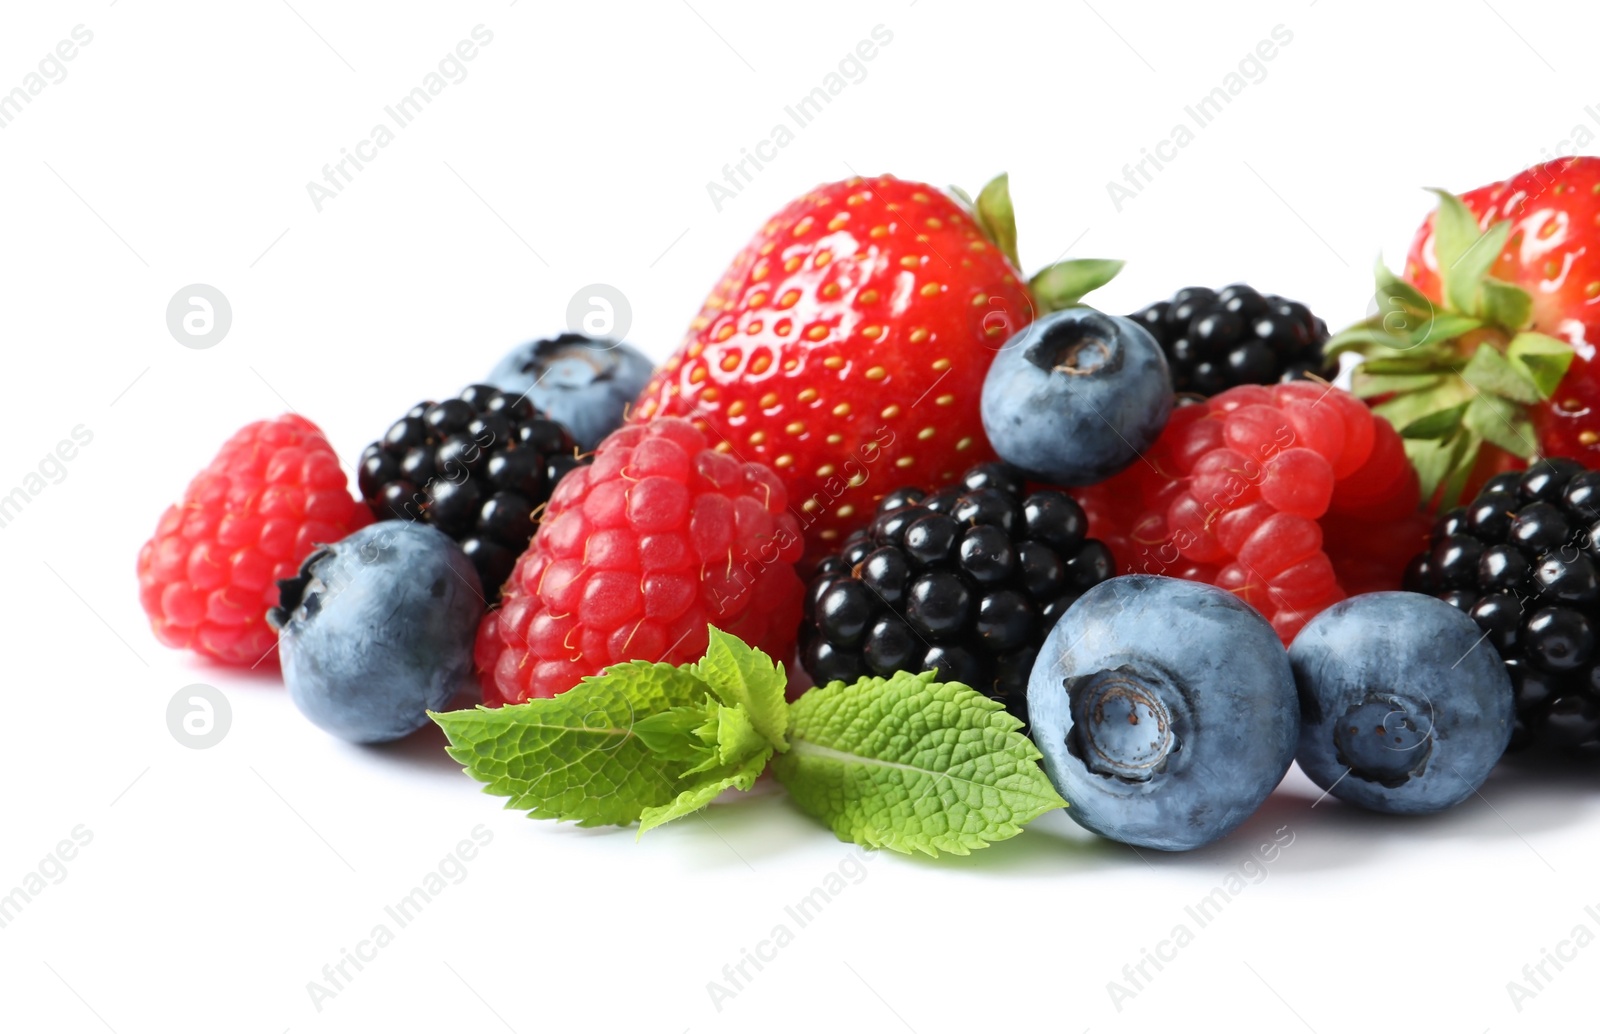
[799,462,1114,722]
[1073,382,1422,642]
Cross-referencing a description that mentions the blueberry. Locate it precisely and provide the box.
[1290,592,1513,814]
[268,523,484,744]
[982,309,1173,485]
[1027,575,1298,851]
[485,333,654,452]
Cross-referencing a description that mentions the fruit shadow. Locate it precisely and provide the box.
[345,689,483,775]
[1190,755,1600,876]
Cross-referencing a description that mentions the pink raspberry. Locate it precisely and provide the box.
[475,417,806,704]
[137,414,373,666]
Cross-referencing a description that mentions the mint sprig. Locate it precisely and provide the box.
[432,627,1065,857]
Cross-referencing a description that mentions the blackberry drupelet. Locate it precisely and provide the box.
[1128,284,1333,396]
[799,462,1116,725]
[358,384,586,602]
[1405,457,1600,753]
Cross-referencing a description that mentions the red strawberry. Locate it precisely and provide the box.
[1330,162,1599,507]
[1404,157,1600,463]
[633,174,1119,565]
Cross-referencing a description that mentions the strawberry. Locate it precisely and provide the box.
[1329,162,1598,507]
[1403,157,1600,463]
[632,174,1120,565]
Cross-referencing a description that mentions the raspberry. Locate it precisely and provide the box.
[137,414,373,666]
[1074,384,1422,642]
[475,417,806,704]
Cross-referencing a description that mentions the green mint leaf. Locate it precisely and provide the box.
[974,173,1020,269]
[1507,331,1576,399]
[772,671,1066,858]
[693,626,789,752]
[1479,277,1533,331]
[432,661,711,827]
[682,702,771,775]
[1460,343,1541,404]
[633,702,720,761]
[638,750,770,837]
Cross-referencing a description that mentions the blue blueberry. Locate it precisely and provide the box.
[485,333,654,451]
[1027,575,1299,850]
[1290,591,1513,814]
[268,522,484,744]
[981,308,1173,485]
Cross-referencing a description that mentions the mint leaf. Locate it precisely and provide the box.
[772,671,1067,857]
[432,661,711,827]
[693,627,790,752]
[708,702,769,765]
[632,702,719,762]
[638,751,770,836]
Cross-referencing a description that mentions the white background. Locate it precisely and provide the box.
[3,1,1599,1031]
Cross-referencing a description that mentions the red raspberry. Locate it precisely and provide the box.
[475,416,806,705]
[1074,383,1421,642]
[137,414,373,666]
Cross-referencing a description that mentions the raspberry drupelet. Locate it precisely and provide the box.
[475,417,807,704]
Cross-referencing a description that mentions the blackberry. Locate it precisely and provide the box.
[799,462,1116,726]
[358,384,585,602]
[1127,284,1334,396]
[1405,458,1600,754]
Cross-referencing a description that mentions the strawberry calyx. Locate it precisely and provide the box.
[1327,190,1575,508]
[948,173,1124,315]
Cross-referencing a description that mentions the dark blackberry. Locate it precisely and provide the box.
[1407,458,1600,753]
[1128,284,1334,396]
[358,384,585,603]
[798,462,1116,727]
